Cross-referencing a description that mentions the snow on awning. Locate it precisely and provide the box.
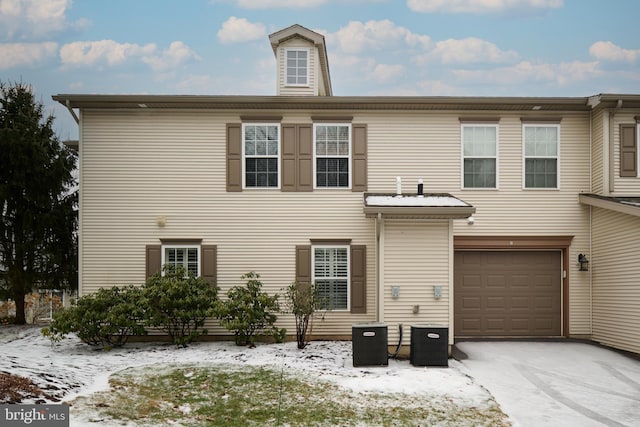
[364,193,475,219]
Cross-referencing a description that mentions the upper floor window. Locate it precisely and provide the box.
[314,124,351,188]
[313,245,349,310]
[243,124,280,188]
[523,124,559,189]
[285,49,309,86]
[162,245,200,277]
[462,124,498,189]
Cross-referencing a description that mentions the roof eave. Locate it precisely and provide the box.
[364,205,476,219]
[579,193,640,218]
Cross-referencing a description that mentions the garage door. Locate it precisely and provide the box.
[454,251,561,337]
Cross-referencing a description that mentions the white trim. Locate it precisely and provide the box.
[313,123,352,189]
[311,244,350,311]
[461,123,499,190]
[241,123,281,190]
[161,244,201,278]
[284,48,310,87]
[522,123,561,190]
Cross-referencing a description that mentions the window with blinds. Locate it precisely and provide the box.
[313,246,349,310]
[163,245,200,277]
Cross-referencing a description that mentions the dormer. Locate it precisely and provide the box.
[269,24,332,97]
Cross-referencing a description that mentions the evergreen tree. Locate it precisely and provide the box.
[0,81,77,324]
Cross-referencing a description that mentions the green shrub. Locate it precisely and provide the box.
[217,272,280,346]
[42,285,146,349]
[283,281,323,349]
[142,265,219,347]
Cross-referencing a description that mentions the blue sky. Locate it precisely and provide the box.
[1,0,639,139]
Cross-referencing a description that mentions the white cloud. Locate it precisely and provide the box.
[0,41,57,69]
[407,0,563,14]
[589,41,640,63]
[217,17,266,44]
[428,37,518,64]
[60,40,156,67]
[371,63,404,82]
[0,0,88,40]
[327,20,430,54]
[142,41,200,71]
[452,60,600,86]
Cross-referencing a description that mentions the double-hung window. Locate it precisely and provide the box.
[313,246,349,310]
[462,124,498,189]
[523,124,559,189]
[285,49,308,86]
[162,245,200,277]
[243,124,279,188]
[314,123,351,188]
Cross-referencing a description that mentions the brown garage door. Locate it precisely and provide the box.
[455,251,561,337]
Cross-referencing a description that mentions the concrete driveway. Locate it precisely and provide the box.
[454,341,640,427]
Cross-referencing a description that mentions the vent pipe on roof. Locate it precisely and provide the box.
[396,176,402,197]
[417,178,424,197]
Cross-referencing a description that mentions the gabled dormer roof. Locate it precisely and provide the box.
[269,24,332,96]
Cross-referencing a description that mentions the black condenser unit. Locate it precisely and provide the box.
[410,325,449,367]
[352,323,388,367]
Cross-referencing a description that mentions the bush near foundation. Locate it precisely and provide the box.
[142,265,219,347]
[42,285,146,349]
[217,272,280,346]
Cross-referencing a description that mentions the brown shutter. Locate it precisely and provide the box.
[620,124,637,177]
[352,124,367,192]
[350,245,366,313]
[226,123,242,191]
[282,124,313,192]
[201,245,217,287]
[281,124,297,191]
[298,124,313,191]
[146,245,162,279]
[295,245,312,287]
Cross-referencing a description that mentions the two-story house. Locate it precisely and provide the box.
[54,25,640,355]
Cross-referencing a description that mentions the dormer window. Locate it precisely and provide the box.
[286,48,309,86]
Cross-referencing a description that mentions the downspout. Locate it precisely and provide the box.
[65,100,80,125]
[588,108,593,336]
[375,212,382,323]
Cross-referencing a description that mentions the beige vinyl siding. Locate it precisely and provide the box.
[591,109,605,194]
[277,39,315,96]
[591,207,640,355]
[382,220,450,344]
[612,112,640,194]
[80,109,376,337]
[365,111,592,335]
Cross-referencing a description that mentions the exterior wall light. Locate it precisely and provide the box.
[578,253,589,271]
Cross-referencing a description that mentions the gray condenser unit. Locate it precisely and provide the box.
[352,323,388,367]
[410,325,448,367]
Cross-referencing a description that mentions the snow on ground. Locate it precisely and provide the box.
[0,326,499,425]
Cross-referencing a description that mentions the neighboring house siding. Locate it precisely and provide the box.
[612,112,640,194]
[591,109,605,194]
[591,207,640,355]
[277,39,315,97]
[80,109,376,337]
[382,220,450,344]
[365,111,592,336]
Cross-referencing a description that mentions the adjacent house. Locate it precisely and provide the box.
[54,25,640,355]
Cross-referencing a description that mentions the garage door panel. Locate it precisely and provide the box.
[455,250,561,337]
[461,296,481,309]
[487,275,506,288]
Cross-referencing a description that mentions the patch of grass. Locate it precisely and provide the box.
[72,364,510,426]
